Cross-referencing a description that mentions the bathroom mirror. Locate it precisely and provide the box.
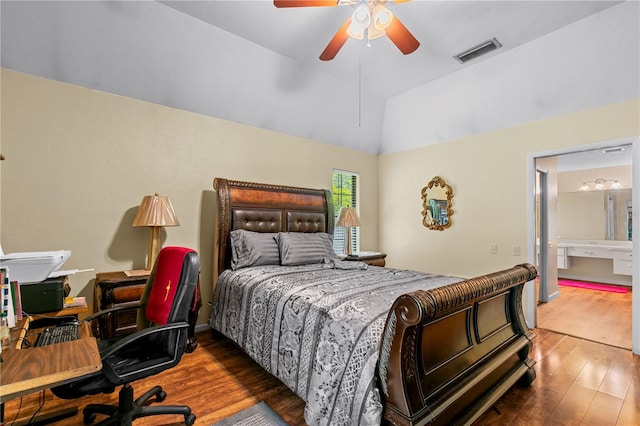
[421,176,454,231]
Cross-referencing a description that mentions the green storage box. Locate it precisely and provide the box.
[20,278,65,314]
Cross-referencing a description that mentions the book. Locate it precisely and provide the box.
[64,296,87,308]
[1,268,16,327]
[11,280,23,321]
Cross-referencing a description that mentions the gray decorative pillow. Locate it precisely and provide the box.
[275,232,338,266]
[230,230,280,270]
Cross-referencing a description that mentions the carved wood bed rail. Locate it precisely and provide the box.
[212,177,537,426]
[379,263,537,425]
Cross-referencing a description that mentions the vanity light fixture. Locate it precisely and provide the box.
[579,179,623,191]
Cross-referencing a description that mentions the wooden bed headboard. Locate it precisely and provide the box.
[213,178,334,273]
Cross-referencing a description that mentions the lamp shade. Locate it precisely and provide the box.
[336,207,361,227]
[133,193,179,227]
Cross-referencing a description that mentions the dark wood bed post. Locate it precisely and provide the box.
[213,177,232,274]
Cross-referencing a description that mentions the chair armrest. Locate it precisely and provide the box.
[83,306,130,323]
[84,306,133,339]
[100,322,190,359]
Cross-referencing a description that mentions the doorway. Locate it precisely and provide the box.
[527,137,639,354]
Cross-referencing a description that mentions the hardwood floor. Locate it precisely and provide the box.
[474,329,639,426]
[3,329,639,426]
[537,284,632,349]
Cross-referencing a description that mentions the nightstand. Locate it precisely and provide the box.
[93,271,148,340]
[344,251,387,267]
[93,270,202,352]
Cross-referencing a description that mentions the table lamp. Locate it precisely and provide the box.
[336,207,361,256]
[132,193,179,271]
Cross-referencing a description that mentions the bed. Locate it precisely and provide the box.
[209,177,537,426]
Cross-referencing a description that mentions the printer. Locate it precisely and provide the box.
[0,249,71,314]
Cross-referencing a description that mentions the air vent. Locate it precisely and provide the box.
[602,146,626,154]
[454,38,502,64]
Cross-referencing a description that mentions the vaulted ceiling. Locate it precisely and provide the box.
[159,0,620,100]
[1,1,638,156]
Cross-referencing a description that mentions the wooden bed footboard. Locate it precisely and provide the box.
[378,263,538,426]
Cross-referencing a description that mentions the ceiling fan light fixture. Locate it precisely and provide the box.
[367,22,386,40]
[353,5,371,26]
[347,5,370,40]
[372,4,393,31]
[275,0,418,60]
[347,23,365,39]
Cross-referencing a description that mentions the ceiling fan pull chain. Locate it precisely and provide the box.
[358,47,362,128]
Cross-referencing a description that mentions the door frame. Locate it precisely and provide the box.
[525,136,639,354]
[537,168,550,303]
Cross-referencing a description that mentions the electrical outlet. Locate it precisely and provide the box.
[513,246,521,256]
[490,244,498,254]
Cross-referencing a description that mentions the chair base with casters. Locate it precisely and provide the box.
[81,383,196,426]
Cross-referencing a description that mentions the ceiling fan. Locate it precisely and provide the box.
[274,0,420,61]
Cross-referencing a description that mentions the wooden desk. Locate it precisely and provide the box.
[38,299,89,319]
[0,318,102,403]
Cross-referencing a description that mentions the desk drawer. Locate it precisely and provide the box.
[566,247,613,259]
[96,303,140,339]
[557,247,569,269]
[613,259,633,276]
[103,284,145,305]
[613,250,632,261]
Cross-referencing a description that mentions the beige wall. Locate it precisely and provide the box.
[0,69,379,324]
[378,98,639,279]
[2,68,639,326]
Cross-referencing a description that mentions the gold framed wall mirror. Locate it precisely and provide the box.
[421,176,454,231]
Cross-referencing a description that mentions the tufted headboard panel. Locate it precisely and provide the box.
[213,178,334,272]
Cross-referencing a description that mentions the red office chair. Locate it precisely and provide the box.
[52,246,200,426]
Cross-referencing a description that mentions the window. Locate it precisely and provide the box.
[332,169,359,254]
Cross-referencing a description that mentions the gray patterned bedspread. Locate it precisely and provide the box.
[209,262,461,426]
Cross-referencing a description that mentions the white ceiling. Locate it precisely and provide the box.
[556,142,635,172]
[160,0,621,99]
[1,1,637,156]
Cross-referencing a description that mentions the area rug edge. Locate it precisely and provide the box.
[211,401,288,426]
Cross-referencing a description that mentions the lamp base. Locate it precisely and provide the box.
[345,226,353,256]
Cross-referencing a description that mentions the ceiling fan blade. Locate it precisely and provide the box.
[320,17,351,61]
[274,0,339,7]
[386,16,420,55]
